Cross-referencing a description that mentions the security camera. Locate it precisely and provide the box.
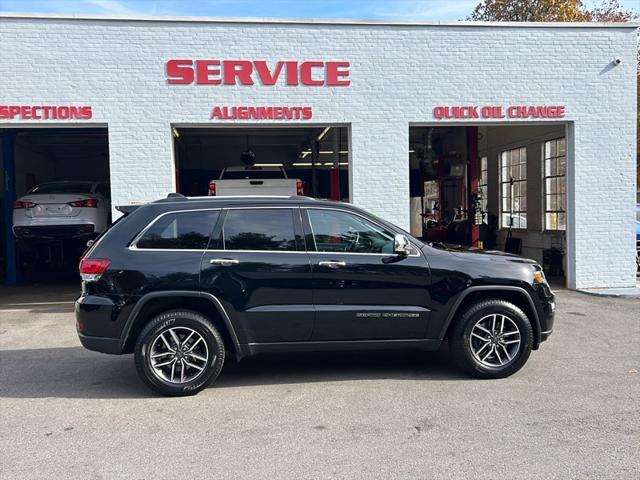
[614,58,622,65]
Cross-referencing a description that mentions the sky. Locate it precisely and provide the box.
[0,0,638,22]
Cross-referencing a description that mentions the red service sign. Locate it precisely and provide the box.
[211,105,313,120]
[0,105,93,120]
[167,60,350,86]
[433,105,565,120]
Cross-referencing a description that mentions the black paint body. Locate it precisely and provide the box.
[76,196,555,358]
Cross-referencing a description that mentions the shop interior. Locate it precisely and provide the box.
[409,124,568,283]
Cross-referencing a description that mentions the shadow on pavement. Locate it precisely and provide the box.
[0,346,465,399]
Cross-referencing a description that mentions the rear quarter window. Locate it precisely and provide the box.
[135,210,219,250]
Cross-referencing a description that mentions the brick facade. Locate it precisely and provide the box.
[0,14,637,288]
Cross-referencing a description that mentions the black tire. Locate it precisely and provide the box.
[449,299,533,379]
[134,310,225,396]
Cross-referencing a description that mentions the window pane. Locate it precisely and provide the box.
[558,155,567,175]
[308,209,394,254]
[136,211,218,249]
[558,138,566,156]
[223,209,297,251]
[558,213,566,230]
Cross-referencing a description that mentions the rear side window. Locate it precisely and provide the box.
[223,209,297,251]
[135,210,219,250]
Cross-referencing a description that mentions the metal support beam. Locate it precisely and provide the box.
[2,131,17,284]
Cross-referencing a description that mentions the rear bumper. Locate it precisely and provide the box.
[14,224,96,240]
[75,294,124,354]
[77,332,122,354]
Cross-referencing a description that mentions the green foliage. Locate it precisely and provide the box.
[468,0,637,22]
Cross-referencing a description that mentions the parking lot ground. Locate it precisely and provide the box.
[1,288,638,479]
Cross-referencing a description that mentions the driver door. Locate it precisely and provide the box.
[303,207,431,341]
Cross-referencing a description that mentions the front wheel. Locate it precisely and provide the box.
[134,310,225,396]
[449,299,533,379]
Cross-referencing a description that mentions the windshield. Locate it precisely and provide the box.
[29,183,93,194]
[221,169,286,180]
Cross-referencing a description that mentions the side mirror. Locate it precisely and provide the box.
[393,234,412,256]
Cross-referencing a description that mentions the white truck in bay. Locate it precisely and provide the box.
[208,166,304,197]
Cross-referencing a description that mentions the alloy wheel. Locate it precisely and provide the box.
[149,326,211,384]
[469,314,521,368]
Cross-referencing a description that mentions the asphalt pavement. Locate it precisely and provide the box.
[0,287,638,479]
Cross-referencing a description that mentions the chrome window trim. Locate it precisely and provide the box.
[304,206,421,257]
[128,208,221,251]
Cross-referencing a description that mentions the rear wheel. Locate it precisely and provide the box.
[134,310,225,396]
[449,299,533,379]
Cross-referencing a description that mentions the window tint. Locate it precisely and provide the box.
[308,209,395,254]
[223,209,297,251]
[135,211,218,249]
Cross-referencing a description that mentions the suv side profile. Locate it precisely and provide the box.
[76,195,555,396]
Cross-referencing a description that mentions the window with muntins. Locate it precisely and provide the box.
[544,138,567,230]
[500,146,527,229]
[479,156,488,213]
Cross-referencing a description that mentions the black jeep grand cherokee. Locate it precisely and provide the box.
[76,195,555,396]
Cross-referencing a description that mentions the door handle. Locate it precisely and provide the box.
[318,260,347,268]
[209,258,239,266]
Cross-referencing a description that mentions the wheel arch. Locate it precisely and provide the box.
[441,286,541,350]
[120,291,242,359]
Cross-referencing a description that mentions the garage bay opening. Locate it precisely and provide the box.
[172,126,349,201]
[409,124,568,285]
[1,128,110,284]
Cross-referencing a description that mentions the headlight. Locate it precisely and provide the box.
[533,270,547,285]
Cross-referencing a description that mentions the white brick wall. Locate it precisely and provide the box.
[0,15,637,289]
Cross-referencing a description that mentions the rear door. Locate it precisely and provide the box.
[200,206,314,343]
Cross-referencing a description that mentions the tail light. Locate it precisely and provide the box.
[13,201,37,209]
[208,181,216,196]
[69,198,99,208]
[296,180,304,196]
[79,258,110,282]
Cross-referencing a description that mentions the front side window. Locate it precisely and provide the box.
[223,209,297,251]
[135,210,218,249]
[500,146,527,229]
[307,209,395,254]
[544,138,567,230]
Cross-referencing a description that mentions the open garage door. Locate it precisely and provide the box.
[1,128,110,284]
[409,124,569,286]
[172,126,349,201]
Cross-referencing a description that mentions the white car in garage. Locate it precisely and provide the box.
[13,181,111,240]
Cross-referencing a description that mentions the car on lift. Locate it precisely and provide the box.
[76,194,555,396]
[13,181,111,240]
[208,166,304,197]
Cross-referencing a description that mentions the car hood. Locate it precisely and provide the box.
[427,242,539,266]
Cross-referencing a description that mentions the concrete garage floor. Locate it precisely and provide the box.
[0,289,638,479]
